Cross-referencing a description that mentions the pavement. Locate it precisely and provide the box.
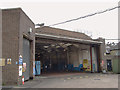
[12,72,118,88]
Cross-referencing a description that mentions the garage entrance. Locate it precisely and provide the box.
[35,42,68,74]
[107,59,112,71]
[35,28,101,75]
[35,40,99,75]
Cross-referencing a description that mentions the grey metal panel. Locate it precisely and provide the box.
[23,38,30,80]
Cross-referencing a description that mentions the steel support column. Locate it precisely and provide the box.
[90,45,93,72]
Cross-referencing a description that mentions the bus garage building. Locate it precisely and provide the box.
[35,26,103,74]
[1,8,104,85]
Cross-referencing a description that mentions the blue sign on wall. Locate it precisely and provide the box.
[33,67,35,75]
[35,61,41,75]
[19,57,23,65]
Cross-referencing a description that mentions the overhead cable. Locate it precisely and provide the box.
[49,6,120,26]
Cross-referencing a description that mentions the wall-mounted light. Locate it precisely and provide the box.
[28,27,33,34]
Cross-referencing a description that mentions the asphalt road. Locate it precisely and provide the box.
[17,72,118,88]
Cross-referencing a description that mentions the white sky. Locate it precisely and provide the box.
[0,0,119,43]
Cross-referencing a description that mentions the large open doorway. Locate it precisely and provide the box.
[35,37,100,75]
[35,42,69,74]
[107,59,112,71]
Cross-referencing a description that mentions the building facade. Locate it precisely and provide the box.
[105,42,120,73]
[0,8,105,85]
[1,8,35,85]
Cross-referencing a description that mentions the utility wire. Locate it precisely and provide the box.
[105,39,120,40]
[49,6,120,27]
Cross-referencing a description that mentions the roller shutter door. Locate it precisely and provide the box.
[23,38,30,80]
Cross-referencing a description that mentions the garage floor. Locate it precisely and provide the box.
[15,73,118,88]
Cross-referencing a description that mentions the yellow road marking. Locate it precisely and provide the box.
[80,77,83,79]
[67,78,71,80]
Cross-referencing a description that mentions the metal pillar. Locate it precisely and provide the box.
[90,46,93,72]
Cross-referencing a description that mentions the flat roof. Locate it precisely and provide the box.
[2,8,35,25]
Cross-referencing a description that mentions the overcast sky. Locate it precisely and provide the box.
[0,0,119,43]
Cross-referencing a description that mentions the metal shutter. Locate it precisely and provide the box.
[23,38,30,80]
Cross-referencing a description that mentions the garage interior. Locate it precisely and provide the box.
[35,41,70,74]
[35,37,99,75]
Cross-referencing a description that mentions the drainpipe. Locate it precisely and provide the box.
[90,45,93,73]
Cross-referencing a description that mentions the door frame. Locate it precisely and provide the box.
[23,34,33,80]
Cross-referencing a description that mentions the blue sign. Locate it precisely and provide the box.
[16,61,18,65]
[33,67,35,75]
[19,57,23,65]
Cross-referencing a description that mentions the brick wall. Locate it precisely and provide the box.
[2,9,20,85]
[2,8,35,85]
[19,8,35,81]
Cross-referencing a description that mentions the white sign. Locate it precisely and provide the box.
[7,58,11,64]
[19,66,22,76]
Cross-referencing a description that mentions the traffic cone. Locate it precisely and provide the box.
[22,76,24,85]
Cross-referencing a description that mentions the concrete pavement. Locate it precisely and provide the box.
[16,73,118,88]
